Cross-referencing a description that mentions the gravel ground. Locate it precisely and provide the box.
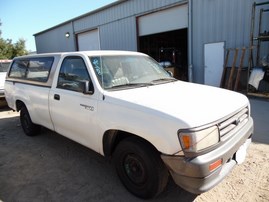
[0,98,268,202]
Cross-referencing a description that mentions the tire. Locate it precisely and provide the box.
[113,137,169,199]
[20,106,41,136]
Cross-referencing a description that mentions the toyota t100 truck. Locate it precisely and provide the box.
[5,51,253,199]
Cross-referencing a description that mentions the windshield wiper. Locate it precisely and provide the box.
[110,83,153,89]
[151,78,177,83]
[109,78,176,90]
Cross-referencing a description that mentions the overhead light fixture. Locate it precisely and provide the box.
[65,32,70,38]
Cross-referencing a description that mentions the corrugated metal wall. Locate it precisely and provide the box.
[35,22,75,53]
[74,0,186,32]
[76,0,188,51]
[191,0,269,83]
[35,0,187,53]
[100,17,137,50]
[35,0,269,83]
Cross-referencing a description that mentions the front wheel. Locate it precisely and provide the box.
[20,106,41,136]
[113,137,169,199]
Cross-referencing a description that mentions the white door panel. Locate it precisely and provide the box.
[49,55,100,152]
[49,89,99,152]
[204,42,225,87]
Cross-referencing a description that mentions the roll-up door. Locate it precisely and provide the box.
[138,4,188,36]
[77,29,100,51]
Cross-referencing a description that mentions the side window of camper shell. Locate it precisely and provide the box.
[8,57,54,82]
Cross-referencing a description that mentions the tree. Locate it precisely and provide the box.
[0,38,13,59]
[12,39,28,57]
[0,19,28,59]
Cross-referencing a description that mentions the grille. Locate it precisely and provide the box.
[218,107,249,139]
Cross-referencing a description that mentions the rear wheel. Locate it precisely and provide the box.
[113,137,169,199]
[20,106,41,136]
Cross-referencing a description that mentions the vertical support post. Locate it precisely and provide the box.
[220,49,230,88]
[234,48,246,91]
[228,48,239,90]
[247,46,254,94]
[256,8,264,65]
[249,2,256,67]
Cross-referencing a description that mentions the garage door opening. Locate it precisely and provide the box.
[139,28,188,81]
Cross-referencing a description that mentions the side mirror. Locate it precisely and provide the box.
[167,70,173,77]
[83,81,94,95]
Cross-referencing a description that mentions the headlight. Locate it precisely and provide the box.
[178,126,220,153]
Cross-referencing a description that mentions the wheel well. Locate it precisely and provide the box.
[16,100,25,111]
[102,130,158,157]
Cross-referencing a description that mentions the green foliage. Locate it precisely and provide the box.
[0,19,28,59]
[0,38,13,59]
[12,39,28,58]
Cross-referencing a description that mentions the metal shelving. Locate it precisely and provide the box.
[248,1,269,98]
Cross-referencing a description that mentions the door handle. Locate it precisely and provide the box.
[54,94,60,100]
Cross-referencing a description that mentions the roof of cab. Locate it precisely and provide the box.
[13,51,147,60]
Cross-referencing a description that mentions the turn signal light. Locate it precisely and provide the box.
[181,135,191,149]
[209,159,222,172]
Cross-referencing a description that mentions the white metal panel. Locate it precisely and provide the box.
[0,73,6,90]
[100,18,137,51]
[77,29,100,51]
[204,42,225,87]
[138,4,188,36]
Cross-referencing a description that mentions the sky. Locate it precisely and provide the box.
[0,0,117,52]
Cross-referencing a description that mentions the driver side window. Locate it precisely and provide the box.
[57,56,91,93]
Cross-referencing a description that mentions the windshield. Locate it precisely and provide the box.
[89,55,175,90]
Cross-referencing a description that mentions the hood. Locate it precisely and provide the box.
[104,81,249,128]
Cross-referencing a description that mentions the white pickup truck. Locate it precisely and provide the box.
[5,51,253,199]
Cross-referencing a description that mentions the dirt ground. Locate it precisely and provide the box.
[0,98,269,202]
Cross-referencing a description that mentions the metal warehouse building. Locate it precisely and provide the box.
[34,0,269,85]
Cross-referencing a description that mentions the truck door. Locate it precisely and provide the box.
[49,56,100,152]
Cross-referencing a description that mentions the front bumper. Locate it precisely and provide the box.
[161,117,253,194]
[0,89,4,98]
